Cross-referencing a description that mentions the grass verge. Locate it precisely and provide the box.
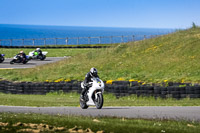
[0,113,199,133]
[1,28,200,83]
[0,92,200,107]
[0,48,101,58]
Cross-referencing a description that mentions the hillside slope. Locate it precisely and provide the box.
[1,27,200,83]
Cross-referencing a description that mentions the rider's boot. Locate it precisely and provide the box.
[80,86,88,101]
[80,95,84,101]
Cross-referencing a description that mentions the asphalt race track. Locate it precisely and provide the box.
[0,57,67,69]
[0,106,200,122]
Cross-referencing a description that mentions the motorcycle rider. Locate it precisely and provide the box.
[34,48,42,56]
[18,51,27,62]
[80,67,99,101]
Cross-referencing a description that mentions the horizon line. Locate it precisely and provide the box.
[0,23,179,29]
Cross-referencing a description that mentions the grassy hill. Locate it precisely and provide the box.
[0,48,101,58]
[1,27,200,83]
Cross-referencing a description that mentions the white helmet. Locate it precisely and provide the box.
[90,67,98,77]
[20,51,24,54]
[36,48,40,51]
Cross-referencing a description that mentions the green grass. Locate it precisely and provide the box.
[0,92,200,107]
[0,28,200,83]
[0,113,199,133]
[0,48,101,58]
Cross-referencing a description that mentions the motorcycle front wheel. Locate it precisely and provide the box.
[10,59,15,64]
[0,57,4,63]
[95,93,104,109]
[23,60,28,64]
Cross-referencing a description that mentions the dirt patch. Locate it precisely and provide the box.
[12,122,66,132]
[9,122,105,133]
[0,122,9,126]
[68,126,94,133]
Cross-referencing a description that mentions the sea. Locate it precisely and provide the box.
[0,24,175,46]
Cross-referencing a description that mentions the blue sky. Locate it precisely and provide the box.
[0,0,200,28]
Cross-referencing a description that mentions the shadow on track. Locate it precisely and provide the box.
[89,107,130,110]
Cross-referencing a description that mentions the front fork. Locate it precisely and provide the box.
[95,91,102,101]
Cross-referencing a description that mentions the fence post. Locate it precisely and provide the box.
[144,35,146,40]
[110,36,113,44]
[77,37,79,45]
[121,36,124,43]
[132,35,135,42]
[88,37,91,44]
[10,39,12,46]
[99,37,101,44]
[44,38,46,46]
[33,39,35,46]
[22,39,24,46]
[65,37,68,45]
[55,38,57,45]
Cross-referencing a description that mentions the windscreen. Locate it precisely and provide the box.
[93,78,101,83]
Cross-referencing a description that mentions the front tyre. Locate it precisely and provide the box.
[80,96,88,109]
[10,59,15,64]
[0,57,4,63]
[95,93,104,109]
[23,60,28,64]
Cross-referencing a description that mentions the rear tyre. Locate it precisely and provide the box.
[42,55,46,60]
[80,96,88,109]
[95,93,104,109]
[39,55,46,60]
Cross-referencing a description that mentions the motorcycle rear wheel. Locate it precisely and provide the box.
[39,55,46,60]
[95,93,104,109]
[80,96,88,109]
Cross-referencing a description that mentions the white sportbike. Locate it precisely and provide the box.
[80,77,105,109]
[28,51,48,60]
